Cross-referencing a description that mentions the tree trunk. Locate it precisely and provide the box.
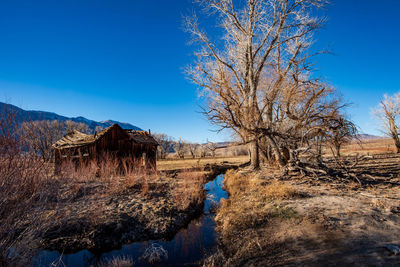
[390,130,400,153]
[394,138,400,153]
[265,135,286,168]
[335,144,341,158]
[249,140,260,169]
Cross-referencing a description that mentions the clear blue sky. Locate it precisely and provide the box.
[0,0,399,142]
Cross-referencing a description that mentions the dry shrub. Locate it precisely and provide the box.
[174,170,205,210]
[95,255,134,267]
[0,108,58,265]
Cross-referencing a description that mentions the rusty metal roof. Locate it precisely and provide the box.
[125,129,158,145]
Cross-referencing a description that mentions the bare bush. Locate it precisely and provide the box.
[153,133,174,159]
[0,108,57,265]
[174,138,187,159]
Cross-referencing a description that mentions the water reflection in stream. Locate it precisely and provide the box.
[36,174,227,266]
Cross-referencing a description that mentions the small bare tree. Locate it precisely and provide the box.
[185,0,328,169]
[174,138,187,159]
[187,143,199,159]
[20,120,64,161]
[153,133,175,159]
[205,141,218,158]
[20,120,90,162]
[373,92,400,153]
[65,120,90,134]
[325,116,358,158]
[198,144,208,158]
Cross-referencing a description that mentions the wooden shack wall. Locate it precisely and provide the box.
[93,126,132,158]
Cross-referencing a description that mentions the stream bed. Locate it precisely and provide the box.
[35,174,227,266]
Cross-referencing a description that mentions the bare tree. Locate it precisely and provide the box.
[187,143,199,158]
[205,141,218,158]
[153,133,175,159]
[20,120,90,161]
[185,0,328,169]
[373,92,400,153]
[65,120,90,134]
[325,116,358,158]
[198,144,208,158]
[174,138,187,159]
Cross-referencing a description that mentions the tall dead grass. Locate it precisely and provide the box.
[58,155,160,198]
[94,255,134,267]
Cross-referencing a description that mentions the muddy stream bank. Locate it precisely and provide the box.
[35,174,227,266]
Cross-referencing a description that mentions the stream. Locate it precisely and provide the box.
[35,174,227,266]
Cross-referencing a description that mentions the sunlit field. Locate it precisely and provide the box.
[157,155,249,171]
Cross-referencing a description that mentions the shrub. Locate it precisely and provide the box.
[0,109,57,265]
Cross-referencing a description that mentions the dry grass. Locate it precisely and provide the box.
[95,255,134,267]
[215,170,298,238]
[325,137,395,156]
[259,181,298,200]
[207,170,314,266]
[211,153,400,266]
[157,155,248,171]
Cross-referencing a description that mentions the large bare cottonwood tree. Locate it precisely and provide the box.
[185,0,333,169]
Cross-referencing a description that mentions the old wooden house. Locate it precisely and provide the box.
[53,124,158,172]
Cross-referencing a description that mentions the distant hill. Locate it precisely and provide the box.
[356,134,384,140]
[0,102,142,132]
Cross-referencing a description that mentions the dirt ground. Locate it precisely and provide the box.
[209,153,400,266]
